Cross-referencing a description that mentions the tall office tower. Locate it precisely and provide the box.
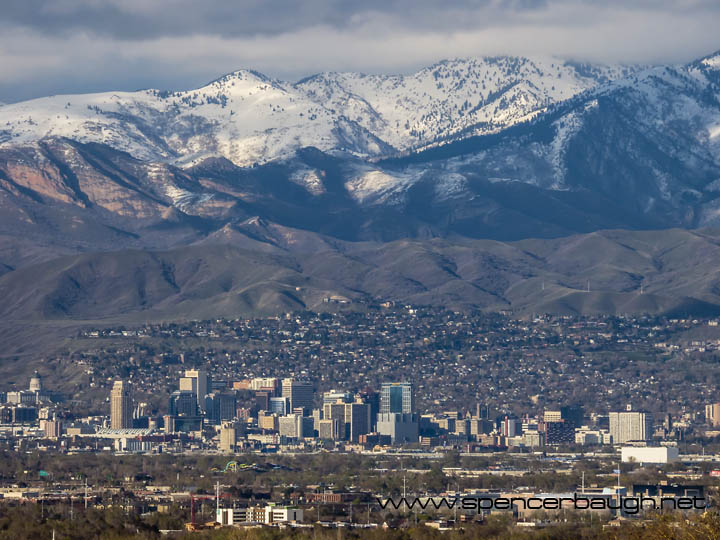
[312,408,323,426]
[179,369,211,410]
[476,403,491,419]
[500,416,520,437]
[357,387,380,430]
[706,403,720,427]
[42,419,62,438]
[168,390,198,417]
[281,379,313,412]
[323,401,346,433]
[255,390,271,413]
[543,410,563,423]
[218,393,237,420]
[205,392,237,425]
[543,407,585,428]
[270,397,291,416]
[541,421,575,445]
[344,402,371,442]
[376,413,419,444]
[318,418,342,440]
[110,380,133,429]
[609,411,653,443]
[380,382,414,414]
[258,411,280,431]
[134,402,149,418]
[278,413,311,439]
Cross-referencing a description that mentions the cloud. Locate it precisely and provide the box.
[0,0,718,102]
[1,0,538,39]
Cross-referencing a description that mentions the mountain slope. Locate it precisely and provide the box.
[0,136,685,258]
[0,52,719,282]
[3,228,720,322]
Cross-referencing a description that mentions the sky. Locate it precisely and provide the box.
[0,0,719,103]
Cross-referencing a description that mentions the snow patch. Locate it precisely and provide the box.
[345,168,415,204]
[435,173,467,199]
[163,185,212,212]
[549,108,587,189]
[710,123,720,140]
[289,167,326,195]
[701,56,720,69]
[487,177,513,184]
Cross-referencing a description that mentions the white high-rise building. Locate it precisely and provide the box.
[250,378,279,391]
[377,413,419,444]
[609,411,653,444]
[278,413,310,438]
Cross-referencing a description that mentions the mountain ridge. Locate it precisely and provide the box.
[0,55,636,167]
[3,227,720,323]
[0,50,719,327]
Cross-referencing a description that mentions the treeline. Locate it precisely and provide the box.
[3,504,720,540]
[0,504,158,539]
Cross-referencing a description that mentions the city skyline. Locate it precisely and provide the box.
[0,0,718,536]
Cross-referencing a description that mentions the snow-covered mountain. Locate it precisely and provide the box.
[0,57,632,166]
[1,50,720,253]
[5,53,720,327]
[260,50,720,232]
[296,56,633,151]
[0,70,392,167]
[372,50,720,227]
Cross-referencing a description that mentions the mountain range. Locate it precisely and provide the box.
[0,56,633,166]
[1,50,720,331]
[4,225,720,322]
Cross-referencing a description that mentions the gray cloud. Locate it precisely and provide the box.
[0,0,550,39]
[0,0,718,103]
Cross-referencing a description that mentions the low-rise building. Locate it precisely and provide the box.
[621,446,679,464]
[216,504,303,526]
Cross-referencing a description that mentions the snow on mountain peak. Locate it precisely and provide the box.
[0,55,644,167]
[296,55,632,152]
[699,50,720,70]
